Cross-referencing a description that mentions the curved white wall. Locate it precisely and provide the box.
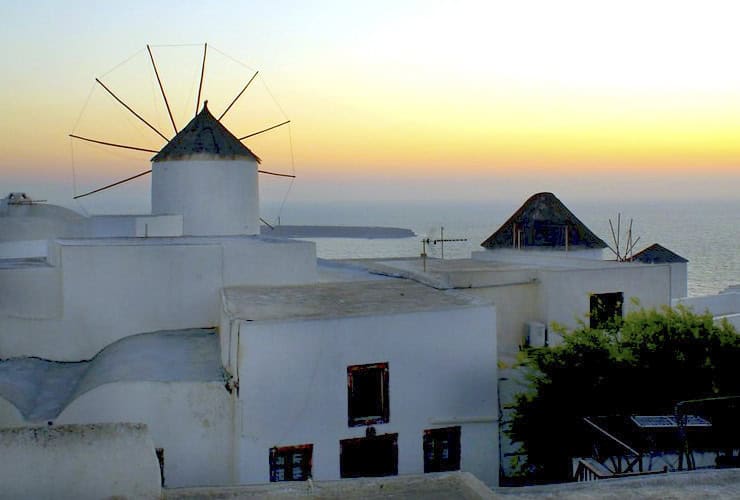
[0,204,85,242]
[57,382,234,488]
[0,397,25,427]
[151,157,259,236]
[0,423,161,499]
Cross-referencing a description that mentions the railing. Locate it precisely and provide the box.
[575,458,668,482]
[583,417,643,474]
[675,395,740,471]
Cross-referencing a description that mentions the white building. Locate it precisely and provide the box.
[631,243,689,300]
[0,104,500,494]
[221,280,497,486]
[674,284,740,329]
[0,93,695,495]
[0,183,690,496]
[354,193,683,356]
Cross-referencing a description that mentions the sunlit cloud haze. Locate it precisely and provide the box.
[1,0,739,212]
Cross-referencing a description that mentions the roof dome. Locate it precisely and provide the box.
[151,101,260,163]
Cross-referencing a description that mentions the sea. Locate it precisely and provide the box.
[263,199,739,297]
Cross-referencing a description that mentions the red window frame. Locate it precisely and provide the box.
[269,444,313,482]
[347,362,390,427]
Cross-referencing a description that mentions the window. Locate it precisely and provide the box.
[347,363,389,427]
[589,292,624,329]
[423,426,461,472]
[269,444,313,482]
[340,433,398,478]
[532,221,568,247]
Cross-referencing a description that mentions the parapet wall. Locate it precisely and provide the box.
[0,422,161,499]
[0,235,318,360]
[675,292,740,317]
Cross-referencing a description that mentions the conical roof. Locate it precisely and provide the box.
[481,192,607,250]
[631,243,688,263]
[151,101,260,163]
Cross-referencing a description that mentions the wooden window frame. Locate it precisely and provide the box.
[340,433,398,478]
[423,426,461,473]
[347,362,389,427]
[269,444,313,482]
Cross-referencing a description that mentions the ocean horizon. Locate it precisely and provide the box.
[262,198,739,297]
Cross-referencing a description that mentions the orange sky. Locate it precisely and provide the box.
[2,1,739,207]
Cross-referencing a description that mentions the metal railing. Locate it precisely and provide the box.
[575,458,667,482]
[583,417,643,475]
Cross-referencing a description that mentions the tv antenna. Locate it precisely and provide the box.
[420,227,467,271]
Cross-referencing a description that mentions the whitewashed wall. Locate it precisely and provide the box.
[0,203,85,242]
[463,262,672,353]
[220,238,318,287]
[0,239,49,259]
[134,215,183,237]
[0,237,317,360]
[0,423,161,500]
[234,306,499,486]
[87,214,183,238]
[0,397,25,427]
[0,265,61,319]
[57,382,234,488]
[467,283,539,355]
[668,262,688,300]
[675,292,740,317]
[473,248,606,263]
[86,215,137,237]
[152,158,259,236]
[675,292,740,329]
[538,263,671,332]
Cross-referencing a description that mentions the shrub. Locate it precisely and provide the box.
[508,306,739,483]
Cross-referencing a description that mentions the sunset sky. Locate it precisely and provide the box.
[2,1,740,211]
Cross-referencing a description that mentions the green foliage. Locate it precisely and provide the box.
[508,306,740,482]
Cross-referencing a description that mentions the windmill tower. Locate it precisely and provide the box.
[151,101,261,236]
[70,44,294,232]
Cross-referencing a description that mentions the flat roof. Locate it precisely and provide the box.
[323,256,663,290]
[374,255,658,273]
[54,235,311,247]
[222,279,485,322]
[375,258,534,273]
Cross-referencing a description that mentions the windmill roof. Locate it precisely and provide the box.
[631,243,688,263]
[151,101,260,163]
[481,192,607,250]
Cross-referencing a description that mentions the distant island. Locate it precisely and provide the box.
[260,225,416,239]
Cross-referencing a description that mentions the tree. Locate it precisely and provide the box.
[508,305,740,483]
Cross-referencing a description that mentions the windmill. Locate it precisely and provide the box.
[69,43,295,231]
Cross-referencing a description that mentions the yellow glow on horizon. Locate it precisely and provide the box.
[3,2,740,203]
